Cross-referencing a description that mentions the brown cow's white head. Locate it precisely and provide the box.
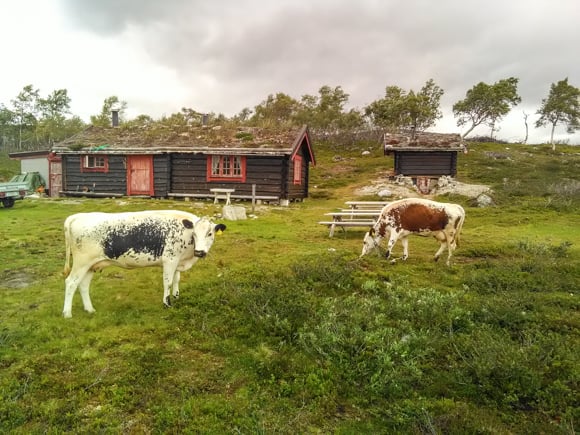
[361,227,381,257]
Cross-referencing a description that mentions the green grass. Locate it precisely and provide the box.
[1,143,579,433]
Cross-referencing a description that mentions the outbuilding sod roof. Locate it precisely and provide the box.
[53,123,311,156]
[383,132,465,152]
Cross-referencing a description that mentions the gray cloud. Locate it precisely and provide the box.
[57,0,580,140]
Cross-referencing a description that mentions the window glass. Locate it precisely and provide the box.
[207,155,246,181]
[81,155,108,172]
[293,156,302,184]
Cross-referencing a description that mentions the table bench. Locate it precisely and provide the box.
[210,188,235,205]
[345,200,390,210]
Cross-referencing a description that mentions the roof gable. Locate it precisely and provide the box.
[291,125,316,166]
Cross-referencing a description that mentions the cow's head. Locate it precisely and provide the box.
[360,227,380,257]
[192,217,227,258]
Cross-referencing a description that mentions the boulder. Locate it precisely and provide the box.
[475,193,494,208]
[222,205,247,221]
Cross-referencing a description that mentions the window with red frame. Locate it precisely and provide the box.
[206,155,246,182]
[293,155,303,184]
[81,155,108,173]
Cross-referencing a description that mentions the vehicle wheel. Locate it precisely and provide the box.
[2,198,15,208]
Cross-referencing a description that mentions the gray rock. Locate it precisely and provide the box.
[222,205,247,221]
[476,193,494,207]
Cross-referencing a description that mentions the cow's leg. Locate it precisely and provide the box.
[63,267,89,318]
[385,231,400,260]
[400,237,409,261]
[446,228,459,264]
[78,270,96,314]
[445,231,454,266]
[162,262,179,308]
[433,242,446,262]
[433,231,452,265]
[172,271,181,299]
[63,275,78,318]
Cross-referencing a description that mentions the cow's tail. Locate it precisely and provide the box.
[63,216,73,277]
[453,208,466,248]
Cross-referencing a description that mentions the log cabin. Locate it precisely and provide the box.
[51,122,315,204]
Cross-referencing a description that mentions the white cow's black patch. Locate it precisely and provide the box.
[101,220,171,259]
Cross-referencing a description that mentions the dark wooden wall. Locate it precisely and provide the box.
[63,155,127,194]
[62,150,311,200]
[153,155,170,197]
[170,154,292,199]
[285,147,309,199]
[394,151,457,177]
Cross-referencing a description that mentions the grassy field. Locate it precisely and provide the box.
[0,142,579,433]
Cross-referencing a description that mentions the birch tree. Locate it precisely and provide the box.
[453,77,521,139]
[535,78,580,150]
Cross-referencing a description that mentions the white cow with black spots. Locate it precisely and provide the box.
[62,210,226,318]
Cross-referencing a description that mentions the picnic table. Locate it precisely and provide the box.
[318,210,382,237]
[318,201,391,237]
[210,188,235,205]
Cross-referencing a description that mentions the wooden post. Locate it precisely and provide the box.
[252,184,256,212]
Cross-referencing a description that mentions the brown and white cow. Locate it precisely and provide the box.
[360,198,465,265]
[62,210,226,318]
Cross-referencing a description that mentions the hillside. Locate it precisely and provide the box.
[0,141,579,433]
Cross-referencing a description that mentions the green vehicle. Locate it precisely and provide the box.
[0,172,46,208]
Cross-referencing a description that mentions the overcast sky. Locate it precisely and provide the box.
[1,0,579,144]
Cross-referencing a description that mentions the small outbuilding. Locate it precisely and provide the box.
[8,150,61,196]
[383,132,465,193]
[384,132,465,177]
[51,123,315,204]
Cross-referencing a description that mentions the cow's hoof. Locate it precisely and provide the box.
[164,296,172,308]
[63,311,72,318]
[390,259,397,265]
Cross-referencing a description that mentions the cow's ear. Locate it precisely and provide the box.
[369,228,375,236]
[214,223,226,234]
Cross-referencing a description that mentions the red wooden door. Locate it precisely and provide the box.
[127,155,154,195]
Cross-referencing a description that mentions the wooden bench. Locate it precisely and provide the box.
[339,208,383,214]
[60,191,124,198]
[325,211,381,220]
[345,200,390,210]
[318,220,375,237]
[167,192,281,207]
[167,193,212,200]
[230,194,278,201]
